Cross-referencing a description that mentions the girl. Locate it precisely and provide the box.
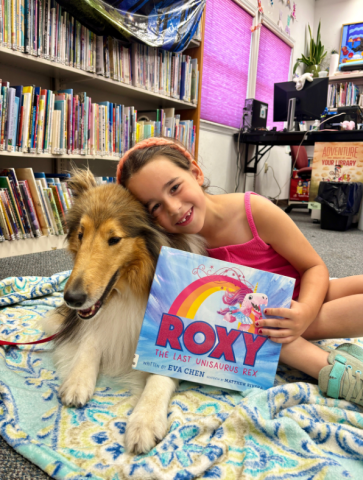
[116,137,363,407]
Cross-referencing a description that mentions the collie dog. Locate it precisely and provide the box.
[41,169,204,454]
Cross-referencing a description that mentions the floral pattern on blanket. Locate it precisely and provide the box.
[1,272,363,480]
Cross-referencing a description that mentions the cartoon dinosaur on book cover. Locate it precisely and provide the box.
[217,283,268,333]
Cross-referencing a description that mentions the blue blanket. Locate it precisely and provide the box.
[1,272,363,479]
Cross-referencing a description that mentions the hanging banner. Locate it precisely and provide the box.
[309,142,363,207]
[57,0,206,52]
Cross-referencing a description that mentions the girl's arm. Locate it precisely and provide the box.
[250,194,329,343]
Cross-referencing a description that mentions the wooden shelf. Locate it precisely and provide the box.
[0,46,197,110]
[329,71,363,82]
[0,235,67,259]
[0,150,118,161]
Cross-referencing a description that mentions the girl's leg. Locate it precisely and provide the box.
[280,337,329,379]
[302,275,363,341]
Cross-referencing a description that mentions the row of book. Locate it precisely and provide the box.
[327,82,363,109]
[0,0,200,103]
[0,81,196,156]
[0,168,117,243]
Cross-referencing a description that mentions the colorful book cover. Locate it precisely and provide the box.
[36,180,54,235]
[0,195,12,241]
[0,168,32,238]
[0,175,25,238]
[19,180,42,238]
[133,247,295,392]
[15,167,49,236]
[0,189,20,239]
[43,188,64,235]
[0,191,16,240]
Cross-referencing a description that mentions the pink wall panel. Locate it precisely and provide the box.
[201,0,253,128]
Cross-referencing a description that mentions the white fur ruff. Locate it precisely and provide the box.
[41,286,178,454]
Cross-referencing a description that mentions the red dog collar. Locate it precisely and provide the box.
[0,333,59,346]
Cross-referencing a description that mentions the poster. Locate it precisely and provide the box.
[339,22,363,70]
[309,142,363,207]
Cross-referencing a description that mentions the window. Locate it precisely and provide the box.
[200,0,253,128]
[255,25,292,129]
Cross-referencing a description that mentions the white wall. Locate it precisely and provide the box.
[198,121,241,194]
[314,0,363,66]
[199,0,316,197]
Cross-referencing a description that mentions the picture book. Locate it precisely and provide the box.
[133,247,296,392]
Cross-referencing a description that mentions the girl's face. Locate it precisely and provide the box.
[127,157,207,234]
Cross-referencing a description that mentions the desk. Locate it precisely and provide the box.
[233,129,363,191]
[234,130,363,227]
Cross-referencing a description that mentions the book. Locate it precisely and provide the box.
[0,188,20,239]
[0,168,31,238]
[133,247,296,392]
[0,174,25,238]
[15,167,49,235]
[0,194,12,240]
[44,186,63,234]
[36,179,54,235]
[19,180,42,237]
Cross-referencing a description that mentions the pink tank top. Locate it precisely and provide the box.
[206,192,301,300]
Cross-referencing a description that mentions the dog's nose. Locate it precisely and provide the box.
[64,289,87,308]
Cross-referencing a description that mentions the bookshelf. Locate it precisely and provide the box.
[329,71,363,82]
[0,46,198,110]
[0,5,206,258]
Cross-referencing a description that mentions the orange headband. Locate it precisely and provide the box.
[116,137,193,185]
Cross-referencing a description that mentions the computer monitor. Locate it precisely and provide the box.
[273,78,329,131]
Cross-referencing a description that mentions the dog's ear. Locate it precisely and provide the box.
[67,167,97,198]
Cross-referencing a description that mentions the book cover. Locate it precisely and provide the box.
[0,83,9,150]
[18,180,42,238]
[0,168,30,238]
[0,189,20,239]
[0,175,25,238]
[0,190,16,240]
[45,186,63,234]
[0,195,12,241]
[15,168,49,235]
[5,87,15,151]
[133,247,295,392]
[36,180,54,235]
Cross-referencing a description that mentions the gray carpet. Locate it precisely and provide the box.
[287,209,363,279]
[0,249,73,281]
[0,212,362,479]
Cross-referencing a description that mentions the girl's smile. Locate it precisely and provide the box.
[176,207,194,226]
[127,157,206,234]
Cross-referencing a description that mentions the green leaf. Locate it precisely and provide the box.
[302,21,326,67]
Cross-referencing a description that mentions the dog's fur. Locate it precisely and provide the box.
[41,169,205,454]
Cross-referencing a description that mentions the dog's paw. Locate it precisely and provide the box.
[59,377,95,408]
[125,408,168,454]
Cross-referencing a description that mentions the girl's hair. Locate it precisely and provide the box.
[117,137,209,190]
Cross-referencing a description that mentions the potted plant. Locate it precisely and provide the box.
[293,21,327,77]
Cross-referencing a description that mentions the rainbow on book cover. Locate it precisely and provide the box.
[133,247,296,391]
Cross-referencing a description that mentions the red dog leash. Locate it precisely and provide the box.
[0,334,59,346]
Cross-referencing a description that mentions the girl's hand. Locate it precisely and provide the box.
[255,301,316,344]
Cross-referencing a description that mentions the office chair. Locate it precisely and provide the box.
[285,145,312,214]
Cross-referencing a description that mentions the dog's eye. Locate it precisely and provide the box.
[108,237,122,246]
[78,232,83,241]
